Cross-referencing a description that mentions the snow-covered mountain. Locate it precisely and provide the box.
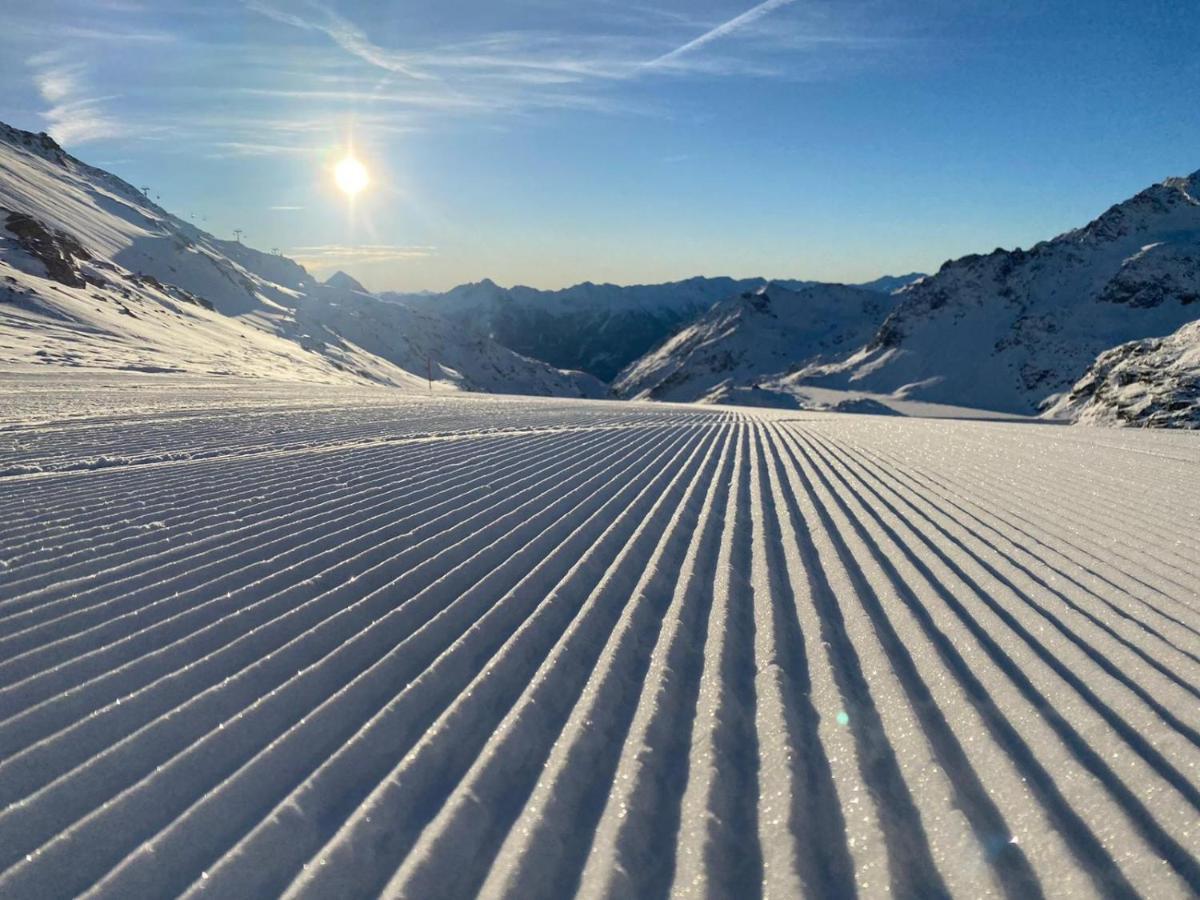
[323,270,369,293]
[799,170,1200,415]
[386,276,771,383]
[856,272,927,294]
[0,122,602,398]
[612,282,897,402]
[1047,317,1200,427]
[388,273,922,382]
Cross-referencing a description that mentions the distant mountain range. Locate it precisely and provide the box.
[610,170,1200,425]
[386,273,920,382]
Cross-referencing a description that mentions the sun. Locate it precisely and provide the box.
[334,155,369,196]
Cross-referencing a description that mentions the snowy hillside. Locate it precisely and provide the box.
[389,273,922,382]
[1048,317,1200,427]
[1,371,1197,898]
[0,122,602,398]
[612,282,897,403]
[800,170,1200,415]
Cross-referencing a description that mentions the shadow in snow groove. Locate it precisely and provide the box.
[754,427,856,896]
[274,424,716,900]
[804,426,1200,841]
[790,426,1196,895]
[767,429,950,899]
[843,438,1200,676]
[817,431,1200,717]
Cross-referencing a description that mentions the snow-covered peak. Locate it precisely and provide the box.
[324,270,369,294]
[797,166,1200,416]
[0,124,69,167]
[856,272,927,294]
[612,282,896,403]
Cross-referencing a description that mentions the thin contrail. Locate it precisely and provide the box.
[646,0,797,67]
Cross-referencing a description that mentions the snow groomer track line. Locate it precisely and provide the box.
[0,376,1197,899]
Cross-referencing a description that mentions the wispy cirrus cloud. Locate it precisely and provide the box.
[15,0,907,157]
[290,244,438,269]
[206,140,325,159]
[242,0,826,88]
[244,0,431,80]
[28,52,122,145]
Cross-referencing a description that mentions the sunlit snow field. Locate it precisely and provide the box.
[0,373,1198,898]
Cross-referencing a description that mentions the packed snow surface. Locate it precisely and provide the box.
[1,373,1198,899]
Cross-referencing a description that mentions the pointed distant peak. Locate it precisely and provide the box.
[324,270,368,293]
[455,277,504,294]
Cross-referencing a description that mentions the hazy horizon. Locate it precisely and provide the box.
[3,0,1197,293]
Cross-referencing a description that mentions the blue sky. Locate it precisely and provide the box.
[2,0,1197,291]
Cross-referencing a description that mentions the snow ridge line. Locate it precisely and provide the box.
[0,426,647,772]
[82,424,714,899]
[0,428,586,624]
[0,426,629,669]
[807,430,1200,705]
[0,421,551,578]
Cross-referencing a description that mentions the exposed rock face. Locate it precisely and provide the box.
[1048,319,1200,427]
[3,209,91,287]
[0,125,68,165]
[1098,241,1200,308]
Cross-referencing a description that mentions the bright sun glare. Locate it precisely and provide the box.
[334,156,369,196]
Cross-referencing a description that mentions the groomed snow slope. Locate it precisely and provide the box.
[1,373,1198,899]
